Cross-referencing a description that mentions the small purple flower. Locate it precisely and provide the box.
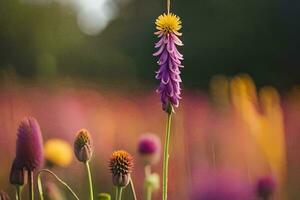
[154,13,184,112]
[15,117,44,171]
[256,176,276,199]
[138,133,161,165]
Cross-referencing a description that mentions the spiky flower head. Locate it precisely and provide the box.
[154,13,184,113]
[9,159,27,186]
[109,150,133,187]
[138,133,161,165]
[256,176,276,200]
[97,193,111,200]
[45,139,73,167]
[15,117,44,171]
[155,13,182,35]
[74,129,93,163]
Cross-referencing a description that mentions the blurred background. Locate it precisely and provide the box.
[1,0,300,199]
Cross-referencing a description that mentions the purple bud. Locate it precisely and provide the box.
[15,117,44,171]
[9,159,27,186]
[256,176,276,199]
[138,133,161,165]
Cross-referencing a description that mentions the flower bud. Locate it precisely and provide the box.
[138,133,161,166]
[0,191,11,200]
[144,173,160,191]
[109,150,133,188]
[97,193,111,200]
[74,129,93,163]
[9,159,27,186]
[15,117,44,171]
[112,174,130,188]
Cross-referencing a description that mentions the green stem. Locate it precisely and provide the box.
[129,178,137,200]
[37,169,80,200]
[146,186,152,200]
[86,162,94,200]
[162,112,172,200]
[15,186,22,200]
[29,170,34,200]
[115,187,119,200]
[144,165,151,177]
[117,187,123,200]
[167,0,170,14]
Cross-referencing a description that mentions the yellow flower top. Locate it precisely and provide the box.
[155,13,182,35]
[44,139,73,167]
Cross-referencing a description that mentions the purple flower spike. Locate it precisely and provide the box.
[154,13,184,112]
[15,117,44,171]
[256,176,276,199]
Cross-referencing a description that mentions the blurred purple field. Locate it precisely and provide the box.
[1,75,300,199]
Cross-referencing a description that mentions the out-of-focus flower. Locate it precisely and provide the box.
[256,176,276,200]
[97,193,111,200]
[144,173,160,191]
[15,117,44,171]
[138,133,161,165]
[44,181,66,200]
[154,13,184,112]
[74,129,93,163]
[44,139,73,167]
[9,159,27,186]
[229,75,286,189]
[190,173,253,200]
[109,150,133,187]
[0,191,11,200]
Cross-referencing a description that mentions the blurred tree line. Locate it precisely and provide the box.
[0,0,300,91]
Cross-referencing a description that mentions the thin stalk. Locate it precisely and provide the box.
[15,186,22,200]
[129,178,137,200]
[117,187,123,200]
[86,162,94,200]
[146,186,152,200]
[37,169,79,200]
[115,187,119,200]
[29,170,34,200]
[162,112,172,200]
[167,0,170,14]
[144,165,151,177]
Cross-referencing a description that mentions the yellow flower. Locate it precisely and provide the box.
[155,13,182,35]
[44,139,73,167]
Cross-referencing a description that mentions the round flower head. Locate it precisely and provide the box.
[44,139,73,167]
[74,129,93,163]
[154,13,184,112]
[15,117,44,171]
[97,193,111,200]
[138,133,161,165]
[109,150,133,187]
[9,159,27,186]
[256,176,276,199]
[0,191,10,200]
